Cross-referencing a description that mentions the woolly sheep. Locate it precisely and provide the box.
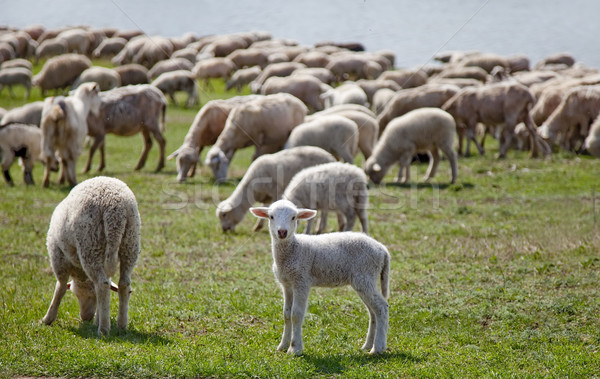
[56,28,92,54]
[225,66,262,92]
[0,67,32,99]
[112,35,149,66]
[283,162,369,234]
[309,103,376,119]
[148,57,194,80]
[216,146,336,232]
[151,70,198,107]
[1,58,33,71]
[321,82,368,108]
[72,66,121,91]
[378,68,428,88]
[42,176,141,336]
[33,54,92,97]
[114,63,149,85]
[171,47,198,64]
[249,61,305,92]
[290,67,335,85]
[92,37,127,58]
[325,109,379,159]
[583,115,600,157]
[227,48,269,69]
[286,115,358,163]
[260,74,328,112]
[84,84,168,173]
[0,101,43,127]
[364,108,458,184]
[249,199,389,355]
[193,57,236,88]
[355,79,401,105]
[372,88,396,114]
[205,93,307,181]
[40,82,101,187]
[133,36,174,68]
[168,95,262,182]
[0,123,44,186]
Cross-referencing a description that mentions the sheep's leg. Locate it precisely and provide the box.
[135,131,152,171]
[151,129,166,172]
[424,149,440,181]
[498,124,515,159]
[305,211,318,234]
[467,122,485,156]
[42,162,51,188]
[24,85,30,100]
[335,211,347,232]
[354,283,389,355]
[252,218,266,232]
[340,148,354,164]
[22,158,35,185]
[396,153,412,183]
[289,286,310,356]
[8,85,15,99]
[316,209,329,234]
[83,136,103,174]
[42,271,70,326]
[357,204,369,235]
[278,285,293,352]
[117,272,132,331]
[169,92,178,107]
[2,151,15,186]
[86,270,112,336]
[98,139,106,172]
[65,159,78,187]
[440,143,459,184]
[343,208,357,232]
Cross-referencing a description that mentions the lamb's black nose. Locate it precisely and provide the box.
[278,229,288,239]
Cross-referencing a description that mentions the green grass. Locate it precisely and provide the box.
[1,60,599,378]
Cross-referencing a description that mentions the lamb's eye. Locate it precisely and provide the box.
[270,215,273,220]
[292,216,296,220]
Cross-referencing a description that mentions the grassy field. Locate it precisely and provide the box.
[0,61,599,378]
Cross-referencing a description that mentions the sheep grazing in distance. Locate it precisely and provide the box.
[309,103,376,119]
[372,88,396,114]
[225,66,261,92]
[148,57,194,81]
[42,176,141,336]
[169,95,262,182]
[114,63,149,85]
[133,36,174,68]
[72,66,121,91]
[84,84,168,173]
[92,37,127,59]
[226,48,269,69]
[205,93,307,181]
[355,79,401,105]
[321,82,368,108]
[1,58,33,71]
[0,123,44,186]
[151,70,198,107]
[377,68,428,89]
[41,82,101,187]
[216,146,336,232]
[321,109,379,159]
[286,115,359,163]
[0,101,43,127]
[583,115,600,157]
[364,108,458,185]
[193,57,236,88]
[33,53,91,97]
[0,67,32,99]
[249,61,305,92]
[283,162,369,234]
[290,67,335,85]
[260,74,328,112]
[249,199,389,355]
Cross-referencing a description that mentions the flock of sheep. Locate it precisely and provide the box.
[1,24,599,355]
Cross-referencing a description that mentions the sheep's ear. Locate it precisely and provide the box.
[250,207,269,219]
[110,280,119,293]
[297,209,317,220]
[218,202,233,213]
[372,163,382,172]
[167,150,179,160]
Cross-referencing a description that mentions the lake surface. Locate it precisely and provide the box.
[3,0,600,69]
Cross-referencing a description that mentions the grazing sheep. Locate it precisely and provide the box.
[325,54,377,82]
[151,70,198,107]
[227,48,269,69]
[249,199,389,355]
[193,57,236,88]
[92,37,127,58]
[260,74,328,112]
[114,63,149,85]
[364,108,458,184]
[168,95,261,182]
[249,62,305,92]
[292,51,331,68]
[33,54,91,97]
[286,115,359,163]
[583,115,600,157]
[1,58,33,71]
[56,28,92,54]
[205,93,307,181]
[290,67,335,85]
[133,36,174,68]
[0,101,43,127]
[372,88,396,114]
[225,66,262,92]
[112,35,149,66]
[535,52,575,69]
[325,109,379,159]
[171,47,198,64]
[321,82,368,108]
[148,58,193,80]
[72,66,121,91]
[0,67,32,99]
[283,162,369,234]
[355,79,401,105]
[42,176,141,336]
[217,146,336,231]
[84,84,168,173]
[378,68,428,88]
[434,65,489,82]
[309,103,376,119]
[0,123,43,186]
[458,52,510,73]
[41,82,101,187]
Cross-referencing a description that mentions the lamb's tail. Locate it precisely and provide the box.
[380,251,390,299]
[159,102,167,133]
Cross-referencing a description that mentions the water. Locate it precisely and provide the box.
[3,0,600,69]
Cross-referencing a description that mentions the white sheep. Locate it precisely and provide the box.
[249,199,389,355]
[72,66,121,91]
[0,67,32,99]
[225,66,262,92]
[364,107,458,184]
[33,53,92,97]
[0,101,43,127]
[260,74,328,112]
[217,146,336,232]
[283,162,369,234]
[321,82,368,108]
[286,115,358,163]
[192,57,236,88]
[42,176,141,336]
[584,116,600,157]
[40,82,101,187]
[151,70,198,107]
[0,123,44,186]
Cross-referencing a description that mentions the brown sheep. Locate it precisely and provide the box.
[377,69,428,88]
[114,63,149,85]
[33,54,91,97]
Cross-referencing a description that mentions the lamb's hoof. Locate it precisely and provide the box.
[361,343,373,351]
[369,345,386,355]
[277,343,289,352]
[287,347,303,356]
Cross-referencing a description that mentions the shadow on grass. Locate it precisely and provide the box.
[68,322,172,345]
[382,182,475,191]
[301,350,425,375]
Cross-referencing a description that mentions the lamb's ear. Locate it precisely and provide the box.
[372,163,382,172]
[297,209,317,220]
[167,149,179,160]
[110,280,119,293]
[250,207,269,219]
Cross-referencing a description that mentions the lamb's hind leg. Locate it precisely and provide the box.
[151,128,166,172]
[42,265,70,326]
[424,149,440,181]
[354,279,389,354]
[278,286,293,352]
[135,131,152,171]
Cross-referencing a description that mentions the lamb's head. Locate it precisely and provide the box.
[250,199,316,241]
[205,146,229,182]
[363,157,386,184]
[216,200,243,232]
[169,146,199,183]
[71,82,102,116]
[68,279,97,322]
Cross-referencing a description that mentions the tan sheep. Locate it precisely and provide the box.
[260,74,328,112]
[33,54,92,97]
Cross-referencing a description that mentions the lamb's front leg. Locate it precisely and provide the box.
[289,285,310,356]
[278,285,293,352]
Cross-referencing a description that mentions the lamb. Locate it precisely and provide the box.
[84,84,168,173]
[205,93,307,181]
[260,74,328,112]
[168,95,261,182]
[583,115,600,157]
[148,58,194,80]
[225,66,262,92]
[0,101,44,127]
[40,82,101,187]
[0,67,32,99]
[286,115,359,163]
[151,70,198,107]
[114,63,149,85]
[364,108,458,184]
[33,54,92,97]
[42,176,141,336]
[282,162,369,234]
[0,123,44,186]
[72,66,121,91]
[321,82,368,108]
[192,57,236,88]
[92,37,127,59]
[216,146,336,232]
[249,199,389,355]
[324,109,379,159]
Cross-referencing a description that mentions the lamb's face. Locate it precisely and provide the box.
[205,147,229,182]
[216,201,239,232]
[70,280,97,322]
[363,157,385,184]
[176,147,198,183]
[250,200,317,240]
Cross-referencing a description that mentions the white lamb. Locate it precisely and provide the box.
[216,146,336,232]
[285,115,359,163]
[583,116,600,157]
[249,199,390,355]
[283,162,369,234]
[42,176,141,336]
[0,123,45,186]
[363,107,458,184]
